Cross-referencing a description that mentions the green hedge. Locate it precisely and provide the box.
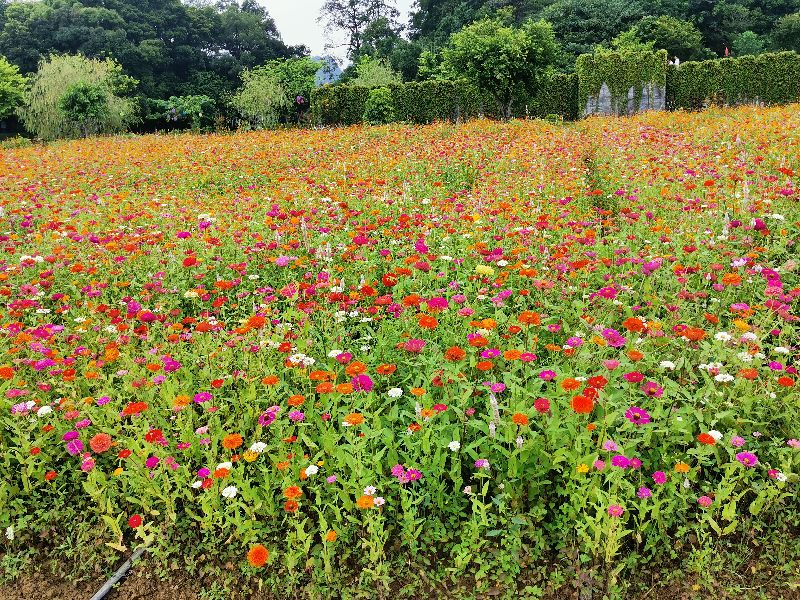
[666,51,800,110]
[311,73,578,126]
[576,50,668,116]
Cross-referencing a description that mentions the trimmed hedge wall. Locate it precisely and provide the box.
[576,50,668,116]
[666,51,800,110]
[311,73,578,126]
[311,51,800,126]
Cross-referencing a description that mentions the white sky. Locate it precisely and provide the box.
[263,0,416,64]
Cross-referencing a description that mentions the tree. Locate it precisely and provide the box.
[0,55,26,118]
[731,30,765,56]
[349,55,401,87]
[631,15,709,61]
[771,13,800,52]
[58,81,110,137]
[319,0,398,59]
[17,54,137,140]
[232,57,319,127]
[442,18,557,119]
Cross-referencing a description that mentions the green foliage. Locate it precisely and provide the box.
[58,81,110,138]
[666,51,800,110]
[576,49,668,116]
[146,95,216,132]
[632,15,709,61]
[772,13,800,53]
[17,54,137,140]
[731,31,766,56]
[442,18,558,118]
[0,55,26,119]
[349,55,401,87]
[363,87,396,124]
[312,72,578,126]
[232,57,320,128]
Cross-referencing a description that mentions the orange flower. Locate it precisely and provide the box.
[89,433,112,453]
[627,349,644,361]
[343,413,365,426]
[738,368,758,380]
[622,317,646,333]
[325,530,337,542]
[512,413,529,426]
[777,376,795,387]
[336,383,354,394]
[697,433,716,445]
[721,273,742,286]
[476,360,494,371]
[468,336,488,348]
[503,349,521,361]
[287,394,305,406]
[444,346,466,361]
[356,495,374,509]
[684,327,705,341]
[570,395,593,414]
[345,361,367,376]
[262,375,279,386]
[561,378,580,391]
[222,434,243,450]
[418,315,438,329]
[675,461,690,473]
[284,500,299,513]
[247,544,269,567]
[518,311,541,325]
[174,394,190,407]
[315,382,334,394]
[376,364,396,375]
[247,315,266,329]
[410,387,426,397]
[408,423,422,433]
[284,486,303,499]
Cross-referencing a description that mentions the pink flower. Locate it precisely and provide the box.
[698,496,713,507]
[607,504,624,517]
[404,338,426,353]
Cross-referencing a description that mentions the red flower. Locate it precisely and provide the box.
[697,433,716,445]
[128,514,142,528]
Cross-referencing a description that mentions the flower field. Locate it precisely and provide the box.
[1,105,799,598]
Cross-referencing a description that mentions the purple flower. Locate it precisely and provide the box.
[624,406,651,426]
[637,487,652,499]
[611,455,630,468]
[288,410,305,422]
[735,452,758,467]
[730,436,745,447]
[474,459,490,469]
[602,440,619,452]
[65,439,84,456]
[326,475,337,483]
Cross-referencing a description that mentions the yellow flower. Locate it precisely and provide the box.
[577,463,589,474]
[112,467,123,476]
[733,319,750,331]
[317,460,324,467]
[475,264,495,276]
[243,450,259,462]
[675,461,690,473]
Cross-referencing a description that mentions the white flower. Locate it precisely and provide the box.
[714,332,732,342]
[768,213,785,221]
[216,461,233,471]
[439,255,453,261]
[682,479,691,489]
[249,442,267,453]
[387,387,403,398]
[463,486,472,494]
[737,352,754,363]
[191,481,202,489]
[714,373,735,383]
[774,346,790,355]
[373,496,385,506]
[184,290,199,298]
[708,430,723,441]
[5,526,13,541]
[448,441,461,452]
[36,406,52,417]
[496,260,509,267]
[247,274,260,280]
[363,486,376,496]
[659,360,676,370]
[221,485,237,499]
[305,465,319,476]
[328,349,343,358]
[776,472,787,482]
[740,332,758,342]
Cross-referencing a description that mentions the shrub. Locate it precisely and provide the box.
[58,82,111,138]
[17,54,137,141]
[666,51,800,109]
[363,87,396,125]
[0,56,26,119]
[145,95,216,132]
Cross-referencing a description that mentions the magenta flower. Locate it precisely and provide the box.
[735,452,758,467]
[611,455,630,468]
[539,370,556,381]
[624,406,651,425]
[288,410,305,422]
[607,504,624,517]
[730,436,745,447]
[652,471,666,484]
[193,392,212,404]
[474,459,490,469]
[637,487,652,499]
[640,381,663,397]
[404,338,426,353]
[351,374,374,392]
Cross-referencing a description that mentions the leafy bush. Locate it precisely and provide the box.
[576,49,668,116]
[363,87,396,125]
[145,95,216,132]
[666,51,800,109]
[58,82,111,138]
[0,56,26,119]
[17,54,137,141]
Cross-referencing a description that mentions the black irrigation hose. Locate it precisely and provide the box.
[89,545,148,600]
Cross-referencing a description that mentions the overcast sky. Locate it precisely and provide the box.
[264,0,416,64]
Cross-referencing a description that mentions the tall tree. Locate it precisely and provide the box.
[319,0,399,59]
